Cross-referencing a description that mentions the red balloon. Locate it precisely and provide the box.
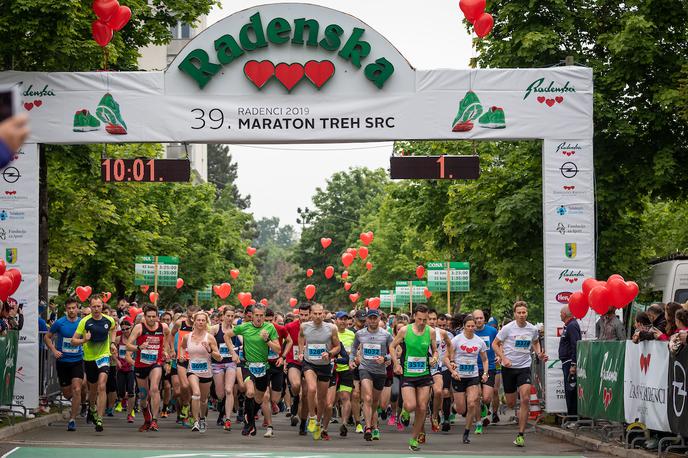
[305,284,316,300]
[588,286,611,314]
[366,261,373,271]
[474,13,494,38]
[237,292,252,307]
[607,274,624,283]
[359,247,369,260]
[582,278,604,299]
[5,269,21,295]
[92,20,113,47]
[289,298,298,308]
[176,278,184,289]
[324,266,335,279]
[230,269,240,279]
[341,271,349,280]
[341,253,354,267]
[619,281,639,308]
[347,248,358,259]
[368,297,381,309]
[140,285,149,293]
[76,285,93,302]
[320,238,332,249]
[306,268,314,278]
[567,291,589,319]
[149,292,159,303]
[0,275,12,301]
[349,293,360,303]
[606,277,626,307]
[459,0,486,23]
[246,246,257,256]
[102,292,112,303]
[260,298,268,306]
[93,0,120,22]
[0,259,6,276]
[416,265,425,279]
[344,282,352,291]
[359,231,374,246]
[213,283,232,299]
[106,5,131,31]
[423,287,432,299]
[250,299,256,305]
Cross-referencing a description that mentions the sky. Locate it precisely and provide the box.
[207,0,474,227]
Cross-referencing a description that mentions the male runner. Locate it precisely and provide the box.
[492,301,547,447]
[126,304,173,431]
[225,304,280,437]
[71,294,117,432]
[473,308,498,434]
[428,309,454,432]
[262,308,292,437]
[284,304,310,434]
[350,308,393,441]
[298,303,340,440]
[390,305,438,452]
[333,311,355,437]
[171,306,197,425]
[44,297,83,431]
[349,309,366,433]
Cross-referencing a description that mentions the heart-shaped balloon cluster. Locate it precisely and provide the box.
[459,0,494,38]
[568,274,639,318]
[76,285,92,302]
[92,0,132,47]
[0,261,21,302]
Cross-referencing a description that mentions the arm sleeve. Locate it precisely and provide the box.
[336,344,349,365]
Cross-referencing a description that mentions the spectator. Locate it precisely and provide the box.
[2,297,23,331]
[596,308,625,340]
[0,113,29,166]
[665,302,683,336]
[638,304,668,340]
[632,311,668,343]
[558,306,581,416]
[669,309,688,354]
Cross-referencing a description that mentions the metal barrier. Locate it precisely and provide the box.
[38,331,61,405]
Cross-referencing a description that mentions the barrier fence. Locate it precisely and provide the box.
[0,330,19,405]
[38,331,61,403]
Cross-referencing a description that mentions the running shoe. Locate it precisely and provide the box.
[264,426,274,438]
[321,430,330,441]
[449,413,457,424]
[150,420,159,432]
[67,419,77,431]
[475,423,483,435]
[451,91,482,132]
[387,414,396,426]
[396,419,404,431]
[72,109,101,132]
[372,428,380,440]
[418,432,426,444]
[290,415,299,427]
[355,423,364,433]
[241,422,253,436]
[481,403,488,419]
[114,401,123,413]
[95,93,127,134]
[271,402,279,415]
[408,438,420,451]
[192,421,200,432]
[478,106,506,129]
[441,421,451,432]
[364,426,372,441]
[80,404,88,418]
[431,417,440,432]
[307,416,317,433]
[87,407,95,424]
[180,405,190,419]
[139,421,151,432]
[400,409,410,427]
[216,414,224,426]
[94,416,103,432]
[143,406,152,424]
[340,424,348,437]
[160,410,169,419]
[463,431,471,444]
[127,414,135,423]
[199,418,207,433]
[224,419,232,431]
[514,435,525,447]
[492,412,500,423]
[105,407,114,417]
[313,423,321,441]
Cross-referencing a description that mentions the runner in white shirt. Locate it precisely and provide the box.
[428,309,453,432]
[445,315,488,444]
[492,301,547,447]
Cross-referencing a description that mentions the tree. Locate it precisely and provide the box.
[207,144,250,209]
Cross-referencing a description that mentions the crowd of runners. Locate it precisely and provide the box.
[43,295,547,451]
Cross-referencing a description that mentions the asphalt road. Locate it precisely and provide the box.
[0,408,607,458]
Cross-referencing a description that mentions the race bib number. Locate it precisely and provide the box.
[514,336,532,353]
[140,348,158,365]
[268,347,278,360]
[362,343,381,360]
[219,343,230,357]
[190,359,209,373]
[118,345,128,359]
[248,362,266,378]
[458,357,476,377]
[96,355,110,368]
[307,344,326,360]
[292,346,300,359]
[406,356,427,374]
[62,337,79,354]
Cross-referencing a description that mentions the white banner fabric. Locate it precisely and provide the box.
[624,341,671,432]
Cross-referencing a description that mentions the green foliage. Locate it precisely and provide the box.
[207,144,250,209]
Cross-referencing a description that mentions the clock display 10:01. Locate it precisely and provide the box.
[102,158,160,182]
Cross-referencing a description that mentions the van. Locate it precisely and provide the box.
[648,257,688,304]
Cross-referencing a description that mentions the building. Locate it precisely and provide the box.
[138,18,209,182]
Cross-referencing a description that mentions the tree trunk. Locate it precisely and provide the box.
[39,144,49,302]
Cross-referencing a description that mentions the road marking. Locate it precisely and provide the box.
[0,447,19,458]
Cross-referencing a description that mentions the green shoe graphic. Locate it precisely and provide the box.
[452,91,483,132]
[478,106,506,129]
[72,109,101,132]
[95,93,127,135]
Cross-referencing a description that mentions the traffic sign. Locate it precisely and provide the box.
[134,256,179,287]
[427,261,470,292]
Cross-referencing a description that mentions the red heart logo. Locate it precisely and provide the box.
[304,60,335,89]
[275,63,304,91]
[555,96,564,104]
[577,385,584,399]
[640,353,651,373]
[602,387,612,409]
[243,60,275,89]
[545,99,556,107]
[33,100,42,107]
[537,96,545,104]
[24,102,34,111]
[460,345,466,351]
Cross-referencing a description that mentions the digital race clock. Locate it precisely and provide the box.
[101,158,191,183]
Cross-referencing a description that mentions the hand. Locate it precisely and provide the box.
[260,330,269,341]
[84,331,91,342]
[501,356,512,368]
[52,349,63,359]
[349,362,357,370]
[449,361,457,371]
[275,356,284,367]
[569,365,577,374]
[115,358,122,369]
[232,353,240,364]
[632,333,640,343]
[0,114,29,153]
[354,356,361,366]
[451,370,461,381]
[374,356,385,365]
[481,372,488,383]
[539,352,549,362]
[429,355,438,367]
[321,351,330,361]
[139,341,149,350]
[393,362,402,375]
[653,329,662,338]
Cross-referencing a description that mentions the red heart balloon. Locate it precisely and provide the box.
[140,284,150,293]
[289,298,298,308]
[619,281,639,308]
[347,248,358,258]
[344,282,352,291]
[76,285,93,302]
[305,284,316,300]
[366,262,373,271]
[588,286,611,314]
[250,299,256,305]
[230,269,240,279]
[5,269,21,295]
[213,282,232,299]
[341,253,354,267]
[320,238,332,249]
[149,292,159,303]
[260,298,268,306]
[359,231,374,246]
[349,293,360,303]
[359,247,369,260]
[106,5,131,31]
[306,268,314,278]
[176,278,184,289]
[416,265,425,279]
[92,20,113,47]
[0,275,12,301]
[93,0,119,22]
[324,266,335,279]
[341,271,349,280]
[474,13,494,38]
[247,247,257,256]
[237,292,251,307]
[368,297,381,310]
[459,0,486,23]
[102,292,112,303]
[567,291,589,319]
[582,278,604,299]
[423,287,432,299]
[0,259,6,276]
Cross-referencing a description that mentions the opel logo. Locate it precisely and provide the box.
[673,360,687,417]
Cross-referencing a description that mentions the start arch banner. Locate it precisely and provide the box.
[0,2,594,412]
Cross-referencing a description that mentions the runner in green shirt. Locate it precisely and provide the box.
[225,304,280,437]
[390,305,438,452]
[71,294,117,432]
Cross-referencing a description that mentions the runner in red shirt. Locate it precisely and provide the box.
[284,304,311,434]
[125,304,172,432]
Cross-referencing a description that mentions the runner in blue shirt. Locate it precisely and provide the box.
[473,309,498,434]
[43,297,84,431]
